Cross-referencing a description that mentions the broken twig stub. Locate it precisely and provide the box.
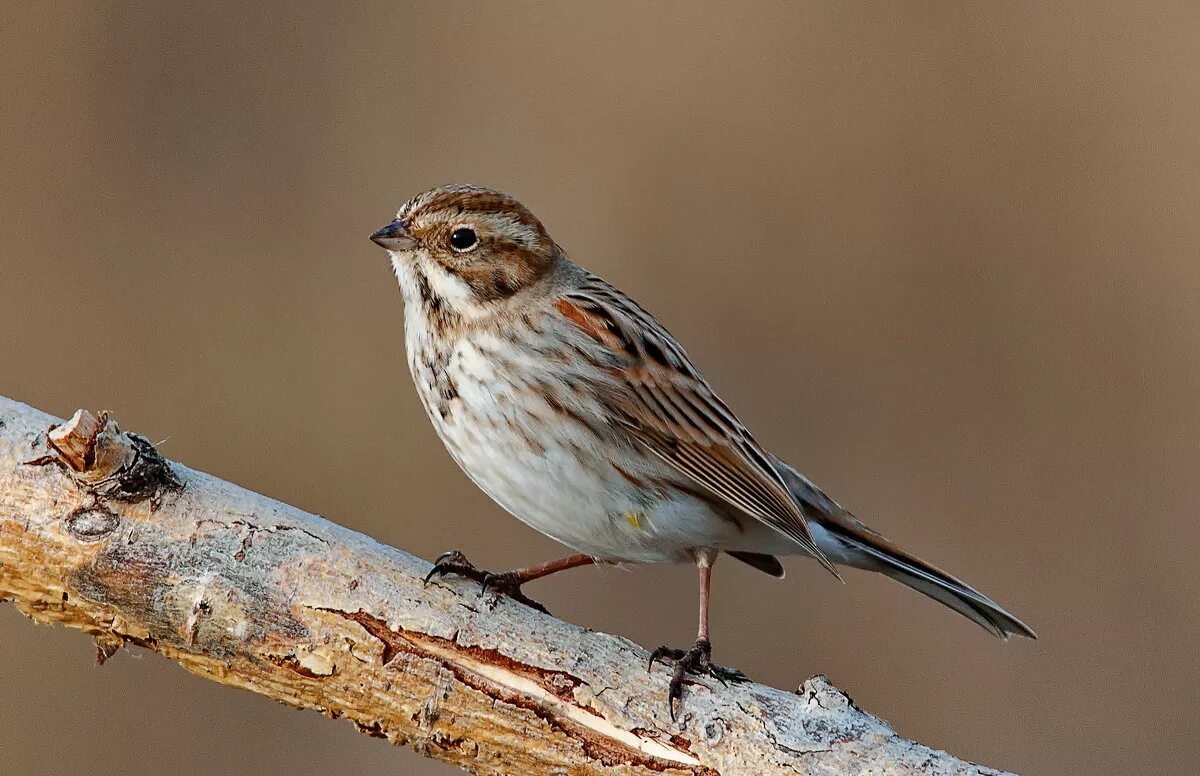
[25,408,182,507]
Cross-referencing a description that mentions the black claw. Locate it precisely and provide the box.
[423,549,485,586]
[649,638,748,718]
[423,559,448,585]
[669,659,689,720]
[649,645,686,672]
[669,674,686,720]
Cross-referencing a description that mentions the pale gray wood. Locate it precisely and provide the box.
[0,397,1011,776]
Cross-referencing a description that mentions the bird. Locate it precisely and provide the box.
[369,184,1035,715]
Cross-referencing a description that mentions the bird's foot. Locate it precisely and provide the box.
[649,638,749,719]
[480,568,551,615]
[424,550,549,614]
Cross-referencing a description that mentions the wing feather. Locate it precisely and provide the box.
[560,275,839,576]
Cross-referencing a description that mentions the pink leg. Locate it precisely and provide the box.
[511,553,596,584]
[696,553,713,642]
[649,551,748,718]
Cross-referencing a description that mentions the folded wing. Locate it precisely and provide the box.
[557,274,838,577]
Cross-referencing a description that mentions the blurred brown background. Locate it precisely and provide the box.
[2,2,1197,774]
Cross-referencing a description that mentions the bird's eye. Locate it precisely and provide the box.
[449,227,478,252]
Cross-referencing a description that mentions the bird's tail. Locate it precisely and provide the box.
[831,523,1037,639]
[768,452,1036,639]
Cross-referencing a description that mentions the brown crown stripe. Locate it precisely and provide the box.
[410,190,549,236]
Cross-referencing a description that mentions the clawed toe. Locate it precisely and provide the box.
[708,664,749,684]
[424,550,549,614]
[480,570,550,614]
[424,550,487,585]
[648,638,748,719]
[648,645,687,671]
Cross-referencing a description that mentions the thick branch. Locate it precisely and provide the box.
[0,397,1010,776]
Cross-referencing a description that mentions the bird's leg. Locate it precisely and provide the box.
[424,550,595,614]
[480,553,598,613]
[649,552,748,718]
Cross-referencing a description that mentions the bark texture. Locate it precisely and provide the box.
[0,397,1012,776]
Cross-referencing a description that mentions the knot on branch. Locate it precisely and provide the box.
[26,409,182,507]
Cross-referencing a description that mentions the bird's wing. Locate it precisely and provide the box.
[556,274,838,576]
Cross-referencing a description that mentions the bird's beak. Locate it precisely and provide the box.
[369,219,415,251]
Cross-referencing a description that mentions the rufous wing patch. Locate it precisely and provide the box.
[554,298,632,354]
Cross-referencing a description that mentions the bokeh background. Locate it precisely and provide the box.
[3,2,1198,774]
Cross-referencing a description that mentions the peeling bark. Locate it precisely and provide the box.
[0,397,1013,776]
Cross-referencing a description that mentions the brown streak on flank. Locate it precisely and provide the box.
[569,340,608,368]
[533,383,559,408]
[534,344,567,363]
[541,389,567,415]
[521,311,545,336]
[543,390,607,441]
[611,462,645,489]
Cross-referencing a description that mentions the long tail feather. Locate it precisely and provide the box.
[835,529,1037,639]
[768,452,1036,638]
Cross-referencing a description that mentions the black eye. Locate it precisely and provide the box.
[449,227,478,252]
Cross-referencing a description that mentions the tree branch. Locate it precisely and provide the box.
[0,397,1010,775]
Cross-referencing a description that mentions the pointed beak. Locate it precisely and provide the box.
[369,219,415,251]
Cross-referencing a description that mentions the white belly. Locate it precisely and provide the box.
[416,332,640,556]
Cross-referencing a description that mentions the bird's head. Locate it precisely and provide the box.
[371,184,562,306]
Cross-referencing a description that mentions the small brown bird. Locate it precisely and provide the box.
[370,184,1035,713]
